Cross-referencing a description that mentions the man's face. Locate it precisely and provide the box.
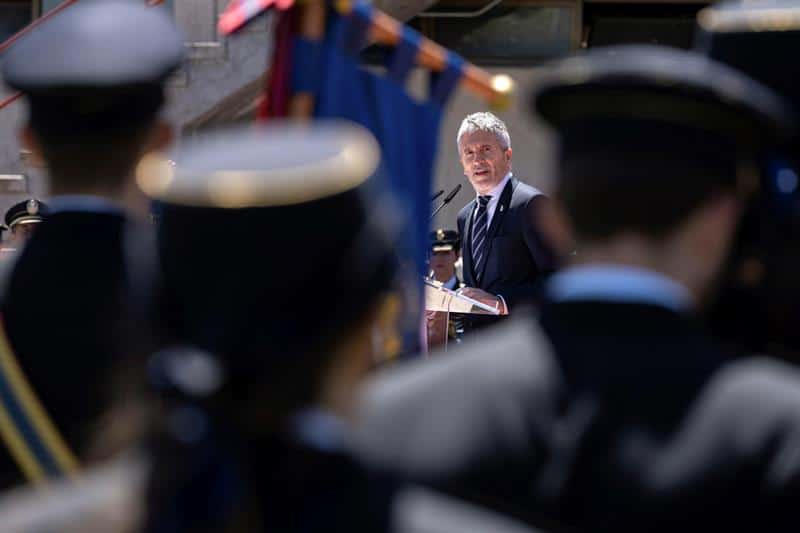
[429,249,457,281]
[459,130,512,195]
[11,222,38,243]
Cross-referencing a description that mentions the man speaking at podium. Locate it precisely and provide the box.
[455,112,555,333]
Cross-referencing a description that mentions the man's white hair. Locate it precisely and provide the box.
[456,112,511,150]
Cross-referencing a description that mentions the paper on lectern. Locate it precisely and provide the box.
[424,279,501,315]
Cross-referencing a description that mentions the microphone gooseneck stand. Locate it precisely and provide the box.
[430,184,462,221]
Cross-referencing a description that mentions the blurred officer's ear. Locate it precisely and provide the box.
[536,194,575,261]
[143,119,174,155]
[18,126,45,168]
[125,121,174,218]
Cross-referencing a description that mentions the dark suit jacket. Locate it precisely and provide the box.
[0,210,159,489]
[457,178,554,330]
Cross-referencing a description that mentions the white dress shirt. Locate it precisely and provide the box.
[475,172,512,228]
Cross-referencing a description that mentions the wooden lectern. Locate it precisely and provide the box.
[424,278,500,351]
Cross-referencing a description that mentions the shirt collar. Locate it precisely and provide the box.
[291,408,350,453]
[546,264,693,312]
[476,172,512,201]
[46,195,125,216]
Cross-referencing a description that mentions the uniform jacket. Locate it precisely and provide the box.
[355,316,565,526]
[356,302,800,531]
[536,299,729,529]
[536,299,800,531]
[0,209,160,489]
[144,412,543,533]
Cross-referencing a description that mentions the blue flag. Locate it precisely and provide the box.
[292,2,463,278]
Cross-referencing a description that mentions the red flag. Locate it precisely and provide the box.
[257,8,297,120]
[219,0,295,35]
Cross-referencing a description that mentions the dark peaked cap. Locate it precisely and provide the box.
[696,0,800,119]
[2,1,184,135]
[5,198,48,228]
[145,123,400,375]
[532,45,794,186]
[430,229,460,252]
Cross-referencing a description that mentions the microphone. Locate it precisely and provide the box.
[442,184,462,203]
[430,184,462,220]
[431,189,445,202]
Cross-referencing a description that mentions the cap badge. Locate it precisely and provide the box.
[26,199,39,215]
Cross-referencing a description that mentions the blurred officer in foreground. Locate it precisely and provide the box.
[135,123,541,533]
[0,0,182,488]
[355,46,800,531]
[695,0,800,361]
[529,45,799,532]
[3,198,47,249]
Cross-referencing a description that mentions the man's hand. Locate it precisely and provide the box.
[458,287,508,315]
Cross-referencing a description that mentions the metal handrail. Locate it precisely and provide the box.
[0,92,22,111]
[0,0,80,55]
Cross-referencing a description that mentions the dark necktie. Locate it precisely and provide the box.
[472,195,491,282]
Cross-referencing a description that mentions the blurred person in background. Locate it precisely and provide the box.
[2,198,47,251]
[428,229,462,289]
[355,46,800,532]
[0,0,182,489]
[426,229,465,347]
[455,112,556,333]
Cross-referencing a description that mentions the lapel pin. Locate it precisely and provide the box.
[500,205,504,213]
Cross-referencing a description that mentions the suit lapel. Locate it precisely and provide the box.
[475,178,515,285]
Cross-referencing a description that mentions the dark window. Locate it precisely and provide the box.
[0,1,34,43]
[412,0,581,65]
[584,3,706,50]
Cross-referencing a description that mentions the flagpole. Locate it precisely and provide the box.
[289,0,327,118]
[333,0,514,109]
